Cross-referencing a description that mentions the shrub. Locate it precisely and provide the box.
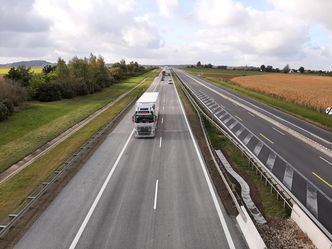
[94,84,102,92]
[0,102,9,121]
[75,83,89,96]
[2,99,14,115]
[0,79,27,106]
[38,83,62,102]
[61,85,76,99]
[28,74,47,99]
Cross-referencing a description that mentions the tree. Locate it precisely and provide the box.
[43,65,56,74]
[260,65,266,71]
[196,61,201,67]
[4,66,32,87]
[299,66,304,73]
[282,64,290,73]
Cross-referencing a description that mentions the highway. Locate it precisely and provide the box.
[175,69,332,236]
[14,73,247,249]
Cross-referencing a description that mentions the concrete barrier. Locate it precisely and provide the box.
[291,204,332,249]
[237,206,266,249]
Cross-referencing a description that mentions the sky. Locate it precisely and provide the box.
[1,0,332,70]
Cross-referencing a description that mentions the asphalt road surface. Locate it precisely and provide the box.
[175,69,332,236]
[14,73,247,249]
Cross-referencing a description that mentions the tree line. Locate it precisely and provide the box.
[0,54,147,121]
[189,61,332,75]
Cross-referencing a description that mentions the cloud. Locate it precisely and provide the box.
[192,0,310,64]
[32,0,163,61]
[0,0,50,32]
[0,0,52,61]
[269,0,332,31]
[156,0,179,17]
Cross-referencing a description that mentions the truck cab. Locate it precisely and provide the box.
[133,92,159,138]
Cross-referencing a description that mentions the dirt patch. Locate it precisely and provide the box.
[257,219,317,249]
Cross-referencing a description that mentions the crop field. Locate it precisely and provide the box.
[0,66,43,75]
[232,74,332,111]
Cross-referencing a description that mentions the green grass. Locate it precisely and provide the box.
[203,118,290,219]
[185,68,332,130]
[0,66,43,75]
[0,75,155,220]
[0,70,159,173]
[185,67,267,78]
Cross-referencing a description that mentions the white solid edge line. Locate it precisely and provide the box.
[68,129,134,249]
[320,156,332,166]
[172,78,236,249]
[272,127,285,136]
[154,179,159,210]
[159,137,162,148]
[162,117,164,124]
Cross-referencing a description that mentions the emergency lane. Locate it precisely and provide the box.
[14,71,247,249]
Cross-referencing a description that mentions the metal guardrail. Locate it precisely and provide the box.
[0,97,137,239]
[173,71,293,207]
[171,72,246,221]
[174,70,332,241]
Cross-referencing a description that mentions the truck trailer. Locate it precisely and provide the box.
[132,92,159,138]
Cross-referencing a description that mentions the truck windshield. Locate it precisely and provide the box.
[135,115,154,123]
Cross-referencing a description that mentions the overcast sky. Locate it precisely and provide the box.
[1,0,332,70]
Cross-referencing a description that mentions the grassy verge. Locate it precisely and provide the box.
[0,70,159,173]
[0,75,154,220]
[203,117,290,219]
[184,68,332,130]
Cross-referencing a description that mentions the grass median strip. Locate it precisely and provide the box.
[0,76,154,220]
[203,117,290,219]
[0,70,158,174]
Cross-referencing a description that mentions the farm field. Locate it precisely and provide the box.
[0,66,43,75]
[0,69,159,174]
[184,68,332,130]
[232,73,332,112]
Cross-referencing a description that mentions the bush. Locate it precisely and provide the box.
[75,83,89,96]
[0,102,9,121]
[28,74,47,99]
[0,79,27,106]
[38,83,62,102]
[2,99,14,115]
[61,86,76,99]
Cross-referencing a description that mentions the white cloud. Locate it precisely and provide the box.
[31,0,163,61]
[156,0,178,17]
[192,0,310,65]
[269,0,332,30]
[0,0,332,69]
[195,0,249,26]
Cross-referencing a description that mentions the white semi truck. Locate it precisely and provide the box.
[132,92,159,138]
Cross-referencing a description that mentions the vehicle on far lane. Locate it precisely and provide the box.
[132,92,159,138]
[168,79,173,84]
